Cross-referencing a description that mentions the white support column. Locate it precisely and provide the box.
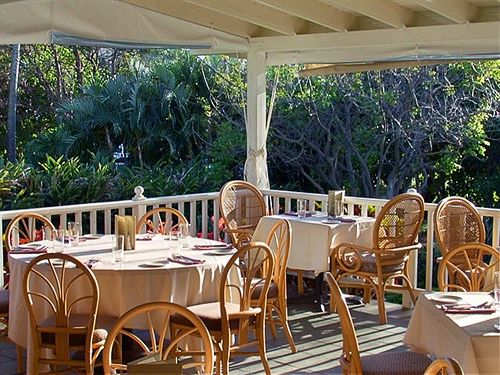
[245,47,270,189]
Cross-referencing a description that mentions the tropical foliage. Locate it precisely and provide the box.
[0,47,498,211]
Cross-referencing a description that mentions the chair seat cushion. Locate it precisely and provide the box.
[361,351,432,375]
[172,302,260,331]
[0,289,9,314]
[359,253,406,274]
[251,278,278,300]
[40,314,116,346]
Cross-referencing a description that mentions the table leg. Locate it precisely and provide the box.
[314,272,326,312]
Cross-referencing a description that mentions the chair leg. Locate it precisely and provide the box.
[362,284,372,304]
[401,274,417,306]
[274,304,297,353]
[221,333,231,375]
[16,345,24,372]
[374,283,388,325]
[255,317,271,375]
[266,306,277,339]
[215,349,221,375]
[294,271,303,295]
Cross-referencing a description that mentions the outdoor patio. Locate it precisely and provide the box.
[0,291,412,375]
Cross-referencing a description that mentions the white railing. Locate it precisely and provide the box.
[263,188,500,305]
[2,187,499,297]
[0,189,221,283]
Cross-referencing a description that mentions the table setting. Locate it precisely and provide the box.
[8,231,241,375]
[404,291,500,374]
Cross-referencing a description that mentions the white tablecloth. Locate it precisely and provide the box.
[8,235,237,374]
[404,292,500,374]
[253,214,375,274]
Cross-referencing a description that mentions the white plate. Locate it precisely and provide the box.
[47,259,75,268]
[140,261,167,268]
[208,249,236,256]
[321,219,340,224]
[22,243,43,248]
[83,234,104,240]
[430,294,463,304]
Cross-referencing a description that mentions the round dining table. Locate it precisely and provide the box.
[8,234,238,374]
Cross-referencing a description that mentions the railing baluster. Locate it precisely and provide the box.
[190,201,197,237]
[426,208,435,291]
[214,198,220,241]
[201,200,208,238]
[90,211,97,234]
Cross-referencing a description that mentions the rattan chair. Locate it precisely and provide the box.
[251,219,296,353]
[434,196,485,257]
[0,287,24,371]
[332,192,425,324]
[136,207,188,235]
[3,213,55,371]
[23,253,114,374]
[424,357,464,375]
[5,213,55,252]
[437,243,500,292]
[172,241,275,375]
[219,180,267,250]
[102,301,214,375]
[325,272,432,374]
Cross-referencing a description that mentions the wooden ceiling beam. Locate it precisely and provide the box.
[410,0,476,24]
[184,0,305,35]
[123,0,268,38]
[254,0,355,32]
[324,0,414,28]
[298,59,486,76]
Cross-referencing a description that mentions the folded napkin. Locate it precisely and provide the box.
[194,243,232,250]
[61,237,86,243]
[167,255,205,265]
[10,245,48,254]
[439,303,496,314]
[338,217,356,223]
[136,236,153,241]
[85,259,101,269]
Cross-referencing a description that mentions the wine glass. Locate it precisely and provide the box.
[67,221,80,247]
[297,199,308,219]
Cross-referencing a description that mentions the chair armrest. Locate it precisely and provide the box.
[378,243,422,254]
[331,243,373,273]
[223,228,254,249]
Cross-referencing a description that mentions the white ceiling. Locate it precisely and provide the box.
[1,0,499,65]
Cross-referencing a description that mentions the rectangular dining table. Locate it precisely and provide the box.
[404,292,500,374]
[252,213,375,309]
[8,235,239,374]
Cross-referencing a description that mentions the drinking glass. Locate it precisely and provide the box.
[170,230,181,258]
[67,221,80,247]
[297,199,308,219]
[51,229,65,253]
[112,235,124,263]
[179,223,191,249]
